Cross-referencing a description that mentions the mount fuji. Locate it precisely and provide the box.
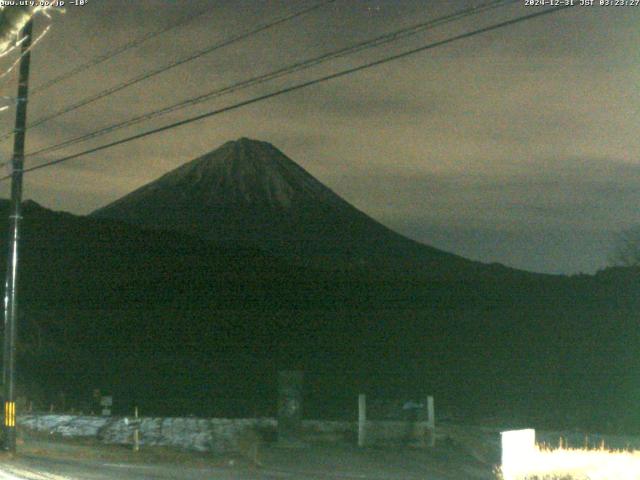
[92,138,485,273]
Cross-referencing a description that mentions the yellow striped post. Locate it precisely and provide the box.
[4,401,15,427]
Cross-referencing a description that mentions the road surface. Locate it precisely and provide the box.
[0,441,494,479]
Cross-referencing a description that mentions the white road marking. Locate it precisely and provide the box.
[0,468,25,480]
[0,465,75,480]
[100,463,154,469]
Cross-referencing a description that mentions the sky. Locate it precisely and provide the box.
[0,0,638,275]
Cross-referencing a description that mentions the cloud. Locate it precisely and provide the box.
[0,0,637,274]
[316,156,640,273]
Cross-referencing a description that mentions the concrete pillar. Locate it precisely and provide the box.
[426,396,435,447]
[277,370,304,446]
[412,395,435,447]
[358,394,366,447]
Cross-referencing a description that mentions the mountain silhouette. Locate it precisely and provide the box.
[92,138,480,272]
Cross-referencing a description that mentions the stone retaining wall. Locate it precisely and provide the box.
[18,414,430,453]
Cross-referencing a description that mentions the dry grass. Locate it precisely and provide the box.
[497,442,640,480]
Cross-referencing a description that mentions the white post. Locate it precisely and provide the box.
[133,406,140,452]
[426,395,435,447]
[358,394,366,447]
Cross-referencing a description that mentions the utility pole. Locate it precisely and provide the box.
[2,18,33,453]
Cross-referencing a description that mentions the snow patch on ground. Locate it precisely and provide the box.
[18,414,277,453]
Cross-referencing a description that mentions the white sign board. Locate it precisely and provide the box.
[501,428,536,479]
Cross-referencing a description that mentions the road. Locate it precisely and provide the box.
[0,433,495,479]
[0,447,492,480]
[0,455,262,480]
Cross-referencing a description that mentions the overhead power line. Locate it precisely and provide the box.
[31,5,215,95]
[0,0,335,144]
[26,0,517,159]
[0,5,574,183]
